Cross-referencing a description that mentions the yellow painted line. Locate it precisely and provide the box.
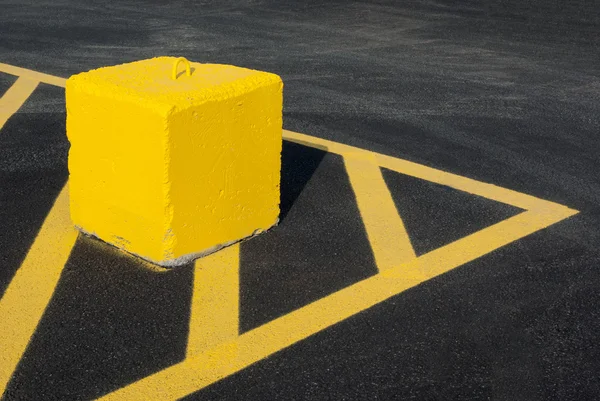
[0,184,78,397]
[381,208,578,280]
[97,206,577,401]
[0,62,66,88]
[283,129,560,211]
[0,76,39,130]
[96,275,422,401]
[344,153,416,271]
[374,153,560,212]
[188,244,240,357]
[99,132,579,400]
[0,65,579,400]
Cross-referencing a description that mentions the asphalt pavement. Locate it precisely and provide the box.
[1,0,600,400]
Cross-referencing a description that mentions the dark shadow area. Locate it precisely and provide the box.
[4,235,194,401]
[279,140,326,222]
[381,167,524,256]
[0,169,66,297]
[0,83,69,297]
[240,152,377,333]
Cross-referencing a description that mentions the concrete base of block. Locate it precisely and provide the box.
[76,219,279,268]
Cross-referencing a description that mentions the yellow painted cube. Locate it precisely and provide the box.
[66,57,283,266]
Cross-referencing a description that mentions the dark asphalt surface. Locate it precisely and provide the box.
[1,0,600,400]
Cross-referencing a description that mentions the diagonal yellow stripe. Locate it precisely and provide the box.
[344,152,416,271]
[188,244,240,357]
[0,63,65,88]
[0,76,39,131]
[0,184,78,397]
[283,129,564,212]
[97,207,577,401]
[0,65,579,401]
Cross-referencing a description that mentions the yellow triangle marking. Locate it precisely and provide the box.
[0,65,579,400]
[99,133,577,400]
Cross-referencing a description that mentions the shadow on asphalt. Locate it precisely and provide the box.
[279,140,326,223]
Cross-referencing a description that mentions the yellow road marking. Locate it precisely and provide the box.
[99,138,577,400]
[188,244,240,357]
[283,129,561,211]
[381,208,577,279]
[0,62,65,88]
[0,65,580,400]
[0,76,39,130]
[97,274,421,401]
[97,209,577,401]
[0,184,77,397]
[344,153,416,271]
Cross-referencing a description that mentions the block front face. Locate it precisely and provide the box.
[66,57,283,265]
[66,82,170,262]
[167,78,283,258]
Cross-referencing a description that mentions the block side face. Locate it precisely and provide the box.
[166,79,283,257]
[66,81,170,261]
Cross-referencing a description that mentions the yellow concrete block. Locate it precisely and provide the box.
[66,57,283,266]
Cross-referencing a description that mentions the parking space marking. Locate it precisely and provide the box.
[344,153,416,271]
[397,208,575,281]
[0,184,77,397]
[0,63,66,88]
[99,157,576,401]
[188,244,240,357]
[99,273,428,401]
[0,64,579,400]
[0,76,39,130]
[284,129,566,213]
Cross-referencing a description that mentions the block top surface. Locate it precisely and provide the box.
[67,57,282,112]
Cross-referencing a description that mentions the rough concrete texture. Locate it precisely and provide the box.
[66,56,283,266]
